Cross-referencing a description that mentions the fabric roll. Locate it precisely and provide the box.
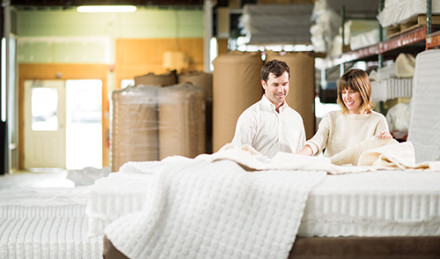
[134,70,177,86]
[158,83,205,160]
[212,51,263,152]
[265,51,316,139]
[111,86,159,172]
[178,72,213,102]
[178,72,213,153]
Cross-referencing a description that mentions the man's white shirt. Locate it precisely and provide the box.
[232,95,306,158]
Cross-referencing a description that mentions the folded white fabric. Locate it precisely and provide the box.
[330,136,398,166]
[105,159,326,259]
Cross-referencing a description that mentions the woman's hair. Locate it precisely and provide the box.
[261,59,290,82]
[337,68,373,114]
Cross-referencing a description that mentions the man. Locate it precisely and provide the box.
[232,59,306,158]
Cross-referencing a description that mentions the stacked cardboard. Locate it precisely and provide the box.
[158,83,206,160]
[111,86,159,172]
[212,51,263,152]
[266,51,316,139]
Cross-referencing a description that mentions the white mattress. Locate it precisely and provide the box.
[0,187,103,259]
[408,49,440,163]
[87,169,440,238]
[298,171,440,237]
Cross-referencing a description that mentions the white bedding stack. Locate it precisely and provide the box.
[408,49,440,163]
[377,0,440,28]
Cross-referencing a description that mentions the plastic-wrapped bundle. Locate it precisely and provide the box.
[158,83,206,160]
[212,51,263,152]
[265,51,316,139]
[178,71,213,153]
[134,70,177,86]
[111,86,159,172]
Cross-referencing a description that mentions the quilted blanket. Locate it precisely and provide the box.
[105,158,326,259]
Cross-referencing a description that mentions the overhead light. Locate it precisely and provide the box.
[77,5,137,13]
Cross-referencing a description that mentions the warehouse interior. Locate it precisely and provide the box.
[1,0,438,173]
[1,0,440,258]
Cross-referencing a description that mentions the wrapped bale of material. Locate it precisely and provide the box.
[212,51,263,152]
[158,83,206,160]
[134,70,177,86]
[265,51,315,139]
[178,71,213,153]
[111,86,159,172]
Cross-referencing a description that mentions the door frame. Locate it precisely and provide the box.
[18,63,109,169]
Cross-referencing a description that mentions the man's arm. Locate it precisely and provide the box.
[232,110,257,147]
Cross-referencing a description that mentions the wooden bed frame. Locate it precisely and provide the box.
[103,235,440,259]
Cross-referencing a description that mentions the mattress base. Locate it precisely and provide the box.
[289,236,440,259]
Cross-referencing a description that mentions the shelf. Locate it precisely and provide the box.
[379,26,426,53]
[325,25,439,67]
[426,30,440,49]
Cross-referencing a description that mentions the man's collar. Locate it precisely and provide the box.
[261,95,288,112]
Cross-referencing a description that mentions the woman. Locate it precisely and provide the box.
[298,68,391,157]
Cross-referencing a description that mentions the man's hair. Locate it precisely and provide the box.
[337,68,373,114]
[261,59,290,82]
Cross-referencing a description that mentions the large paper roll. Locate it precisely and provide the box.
[158,83,205,160]
[178,71,213,153]
[111,86,159,172]
[134,70,177,86]
[265,51,316,139]
[212,51,263,152]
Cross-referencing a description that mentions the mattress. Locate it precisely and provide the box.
[86,168,440,238]
[371,78,412,102]
[0,188,103,259]
[298,171,440,237]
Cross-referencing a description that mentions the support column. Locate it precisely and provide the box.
[204,0,213,72]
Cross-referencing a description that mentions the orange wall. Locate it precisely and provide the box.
[114,38,204,89]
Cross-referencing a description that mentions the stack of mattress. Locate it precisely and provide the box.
[158,83,205,160]
[377,0,440,28]
[111,86,160,172]
[241,4,313,45]
[178,72,213,153]
[371,78,413,102]
[111,83,206,172]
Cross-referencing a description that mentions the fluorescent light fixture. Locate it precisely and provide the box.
[77,5,137,13]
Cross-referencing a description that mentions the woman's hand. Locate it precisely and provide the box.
[297,145,314,156]
[377,131,392,140]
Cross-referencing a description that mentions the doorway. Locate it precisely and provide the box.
[23,79,102,170]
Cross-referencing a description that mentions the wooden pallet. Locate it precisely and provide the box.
[386,15,440,38]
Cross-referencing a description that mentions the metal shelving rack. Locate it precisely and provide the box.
[329,0,439,68]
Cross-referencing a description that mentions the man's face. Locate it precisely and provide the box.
[262,71,289,108]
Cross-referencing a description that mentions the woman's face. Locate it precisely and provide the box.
[341,88,362,114]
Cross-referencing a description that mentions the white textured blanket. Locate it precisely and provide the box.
[105,158,326,259]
